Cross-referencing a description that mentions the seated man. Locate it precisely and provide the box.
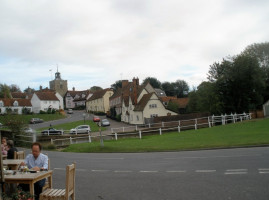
[20,142,48,200]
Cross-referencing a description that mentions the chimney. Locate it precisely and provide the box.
[133,77,138,105]
[73,87,75,91]
[40,85,42,91]
[122,80,128,88]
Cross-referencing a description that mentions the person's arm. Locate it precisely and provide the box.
[41,154,48,170]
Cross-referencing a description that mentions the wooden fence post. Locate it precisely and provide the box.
[208,117,211,128]
[70,137,72,145]
[195,119,197,130]
[115,132,118,141]
[89,135,91,143]
[178,126,180,133]
[159,128,162,135]
[139,131,142,139]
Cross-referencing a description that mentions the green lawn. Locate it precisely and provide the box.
[62,118,269,153]
[38,120,106,132]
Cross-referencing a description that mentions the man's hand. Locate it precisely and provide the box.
[31,166,40,171]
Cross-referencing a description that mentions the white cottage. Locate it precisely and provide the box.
[0,98,32,114]
[121,84,177,125]
[31,92,63,113]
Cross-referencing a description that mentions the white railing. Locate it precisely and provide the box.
[49,112,252,147]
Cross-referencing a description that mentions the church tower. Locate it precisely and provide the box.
[49,68,68,97]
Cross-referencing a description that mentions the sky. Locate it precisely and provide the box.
[0,0,268,91]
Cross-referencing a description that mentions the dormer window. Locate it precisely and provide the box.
[13,101,18,107]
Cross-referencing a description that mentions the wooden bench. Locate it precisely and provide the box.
[40,162,76,200]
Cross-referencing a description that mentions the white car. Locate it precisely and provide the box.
[67,109,73,114]
[23,127,35,134]
[70,125,91,134]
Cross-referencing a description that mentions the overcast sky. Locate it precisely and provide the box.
[0,0,268,91]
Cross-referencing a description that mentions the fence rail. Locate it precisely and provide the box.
[49,112,252,147]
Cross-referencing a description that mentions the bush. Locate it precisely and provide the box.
[39,110,46,114]
[116,114,121,122]
[44,144,57,150]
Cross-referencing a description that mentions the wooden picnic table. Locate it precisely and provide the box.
[3,159,24,170]
[4,170,53,199]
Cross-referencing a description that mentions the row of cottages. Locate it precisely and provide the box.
[110,78,177,125]
[86,89,114,113]
[65,88,92,109]
[0,99,32,114]
[0,89,64,114]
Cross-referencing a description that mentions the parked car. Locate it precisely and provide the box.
[41,128,64,135]
[93,116,100,122]
[23,127,35,134]
[30,118,44,124]
[101,119,110,126]
[67,109,73,114]
[70,125,91,134]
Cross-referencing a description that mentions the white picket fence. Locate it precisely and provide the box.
[49,112,252,147]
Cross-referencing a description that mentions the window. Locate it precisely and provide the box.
[130,115,133,121]
[13,101,18,107]
[136,115,139,121]
[150,114,158,118]
[149,104,157,109]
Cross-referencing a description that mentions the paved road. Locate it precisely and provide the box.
[29,110,127,135]
[23,146,269,200]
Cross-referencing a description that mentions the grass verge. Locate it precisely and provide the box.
[62,118,269,153]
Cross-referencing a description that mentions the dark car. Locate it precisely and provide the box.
[101,119,110,126]
[30,118,44,124]
[41,128,63,135]
[93,116,100,122]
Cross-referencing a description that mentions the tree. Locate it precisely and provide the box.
[142,77,162,89]
[242,42,269,101]
[173,79,189,98]
[111,80,122,91]
[0,83,11,98]
[207,54,265,113]
[24,87,35,94]
[9,84,21,92]
[90,86,103,92]
[161,82,175,96]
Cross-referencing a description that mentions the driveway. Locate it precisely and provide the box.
[29,110,127,135]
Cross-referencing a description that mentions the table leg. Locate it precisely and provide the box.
[29,183,35,199]
[48,175,52,188]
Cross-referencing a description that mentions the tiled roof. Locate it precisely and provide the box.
[0,98,32,106]
[88,89,112,101]
[122,96,129,107]
[154,88,166,97]
[11,92,27,99]
[35,92,59,101]
[133,93,154,111]
[66,90,84,98]
[170,98,189,108]
[160,96,177,103]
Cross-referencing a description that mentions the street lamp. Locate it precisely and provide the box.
[83,113,86,124]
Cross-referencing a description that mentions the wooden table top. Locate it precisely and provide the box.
[4,170,53,181]
[3,159,24,165]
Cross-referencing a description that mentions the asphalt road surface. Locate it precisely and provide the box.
[23,146,269,200]
[29,110,126,135]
